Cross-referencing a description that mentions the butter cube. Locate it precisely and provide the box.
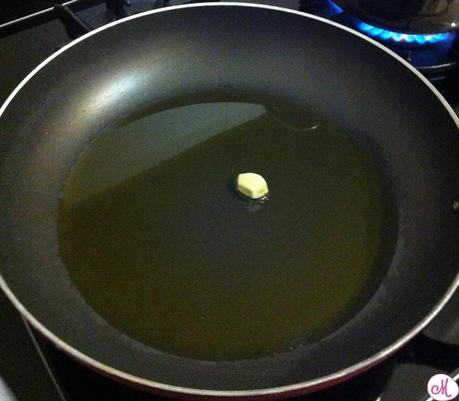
[236,173,269,200]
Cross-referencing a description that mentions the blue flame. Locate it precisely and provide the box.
[357,22,453,45]
[328,0,343,14]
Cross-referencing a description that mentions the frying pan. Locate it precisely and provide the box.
[0,3,459,400]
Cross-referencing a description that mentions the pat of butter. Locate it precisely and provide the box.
[236,173,269,200]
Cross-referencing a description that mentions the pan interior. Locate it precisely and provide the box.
[58,100,397,361]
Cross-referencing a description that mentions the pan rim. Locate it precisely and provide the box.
[1,1,459,397]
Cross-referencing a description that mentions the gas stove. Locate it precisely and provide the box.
[0,1,458,401]
[300,0,459,78]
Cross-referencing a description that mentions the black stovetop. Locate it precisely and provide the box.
[0,1,458,401]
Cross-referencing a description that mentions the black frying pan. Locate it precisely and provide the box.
[0,3,459,400]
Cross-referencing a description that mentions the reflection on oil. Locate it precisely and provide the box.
[64,103,265,205]
[60,101,396,361]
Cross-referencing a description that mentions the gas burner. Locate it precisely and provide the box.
[357,22,454,46]
[316,0,459,78]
